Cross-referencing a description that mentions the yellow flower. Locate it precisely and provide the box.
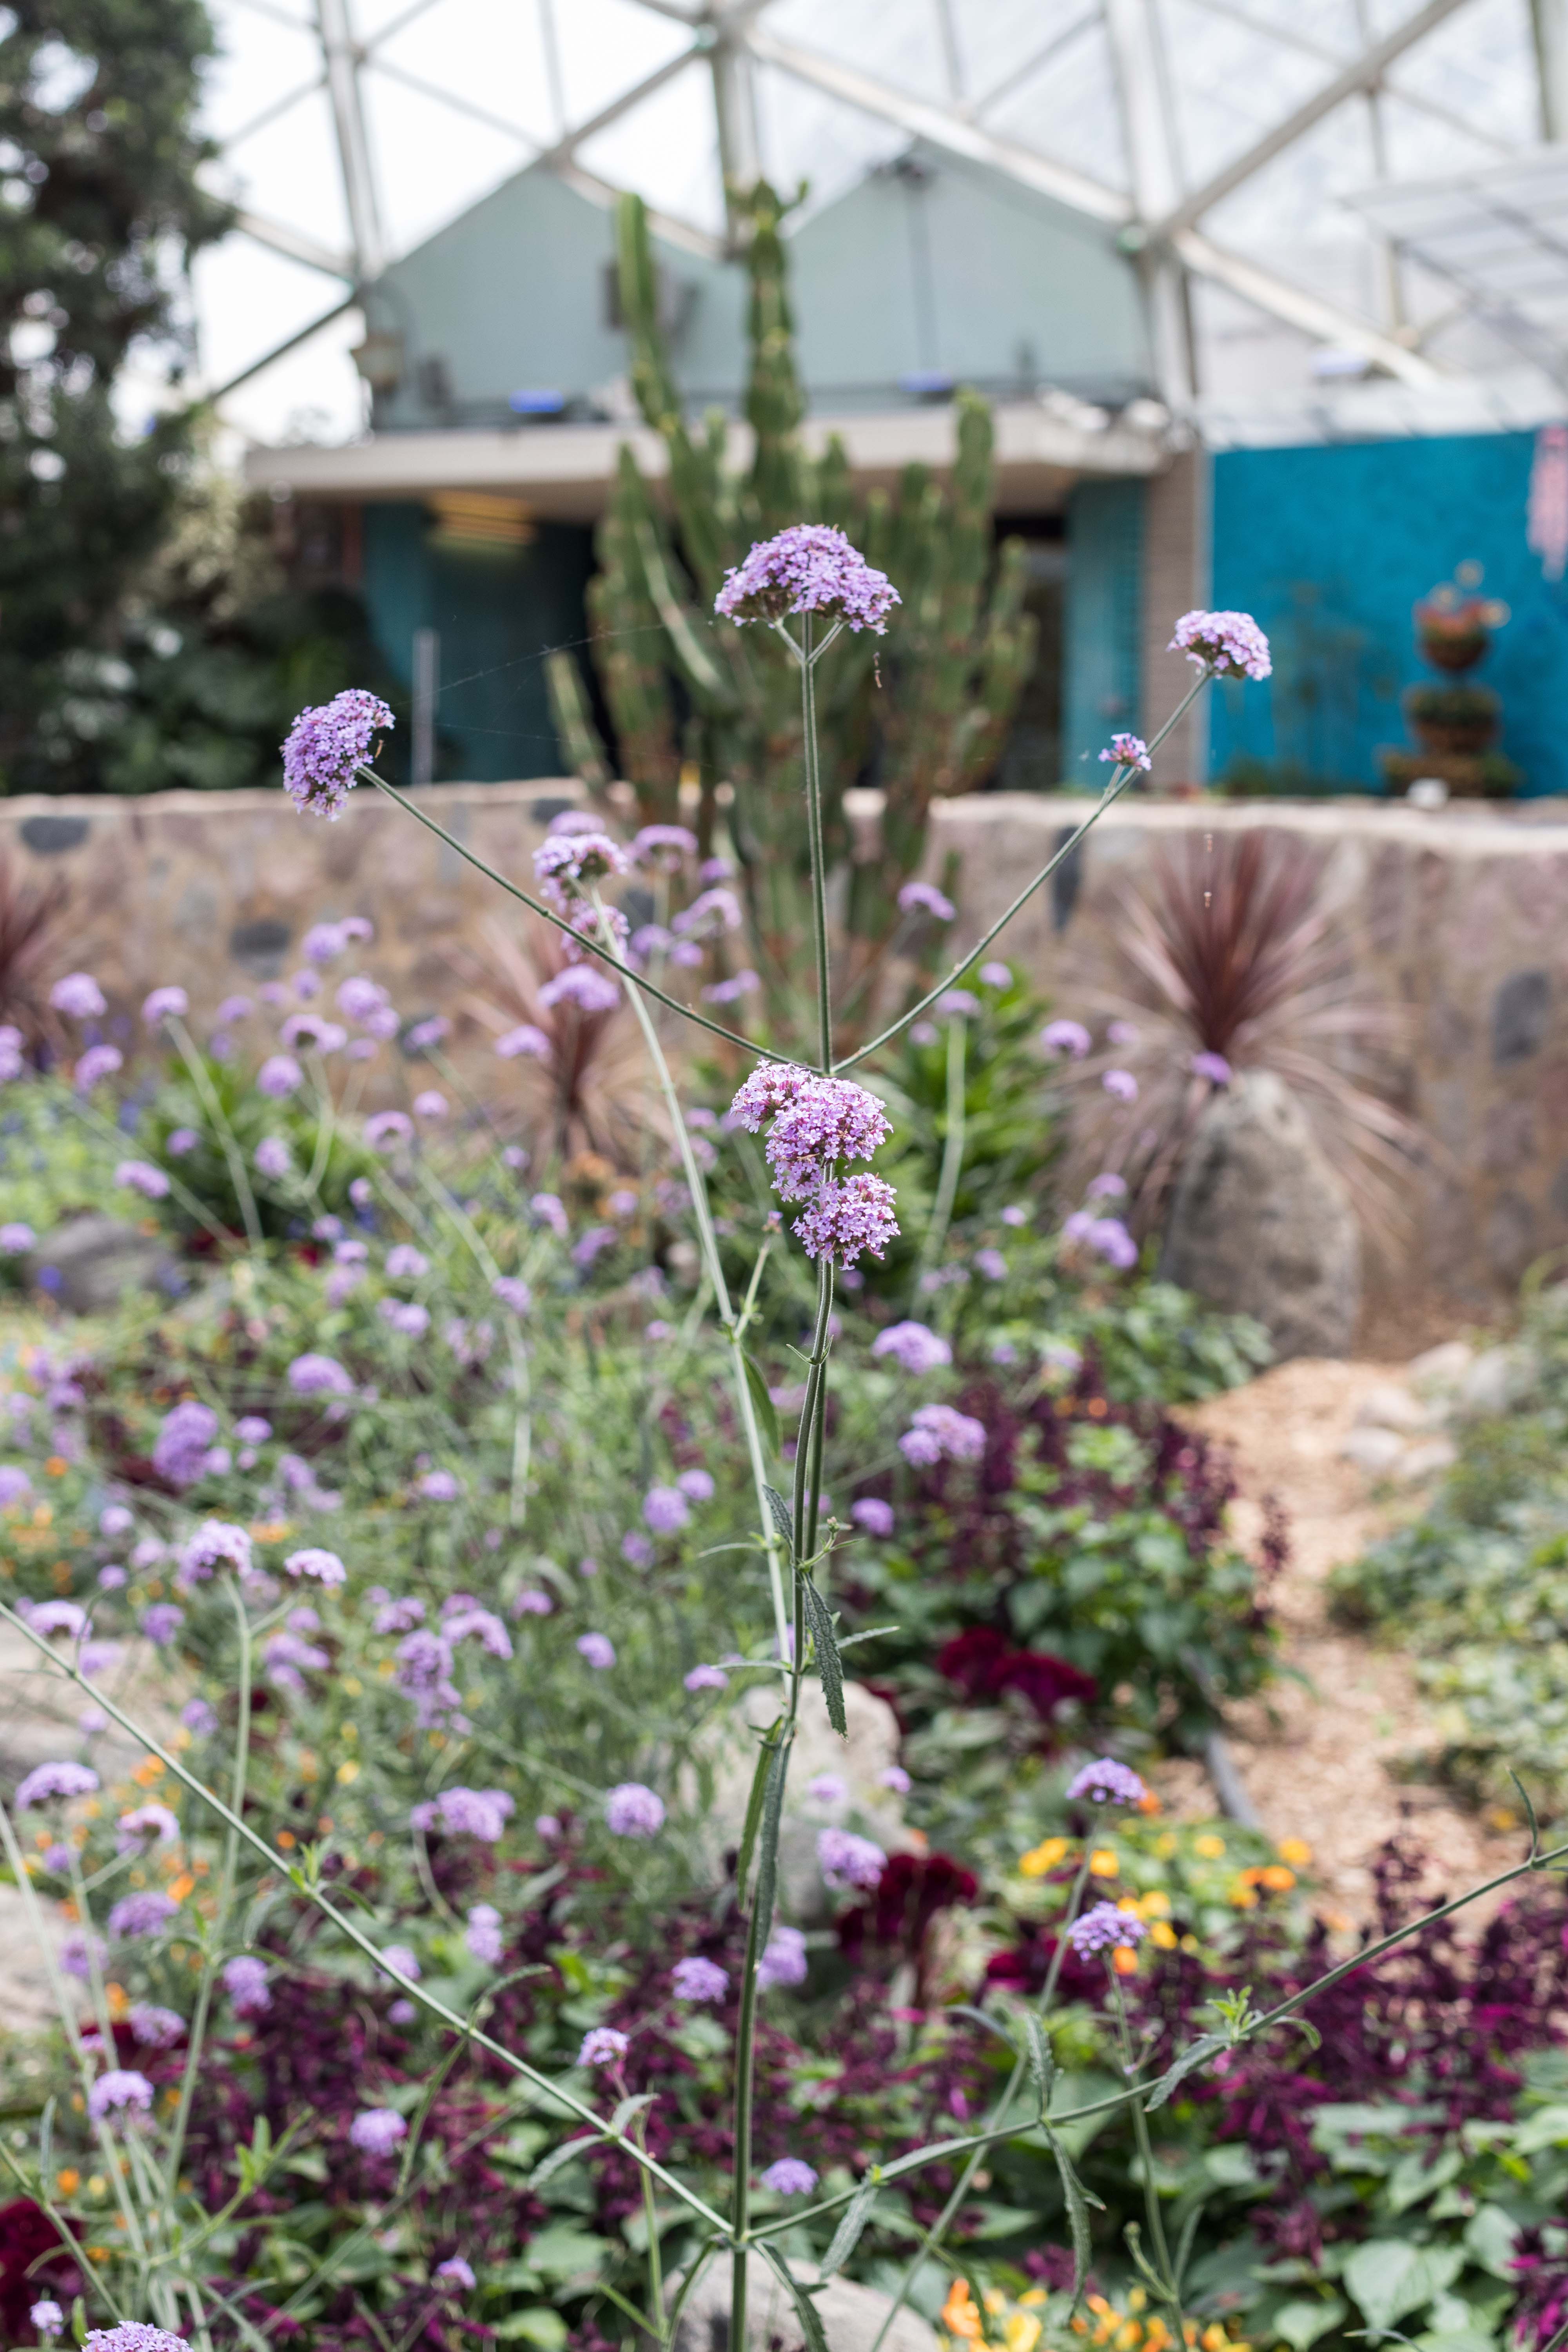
[1150,1920,1178,1949]
[1005,2315,1042,2352]
[1139,1889,1172,1918]
[1193,1833,1226,1859]
[1128,2291,1147,2314]
[1154,1831,1178,1858]
[1116,1895,1143,1915]
[1276,1837,1312,1867]
[1089,1848,1119,1877]
[1228,1878,1259,1909]
[1019,1836,1071,1877]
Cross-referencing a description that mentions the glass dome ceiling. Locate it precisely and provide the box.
[185,0,1555,446]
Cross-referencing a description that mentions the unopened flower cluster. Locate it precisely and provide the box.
[1169,608,1272,681]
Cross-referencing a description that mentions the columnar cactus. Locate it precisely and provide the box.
[546,185,1037,1032]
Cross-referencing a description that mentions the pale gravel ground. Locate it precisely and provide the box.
[1162,1357,1519,1929]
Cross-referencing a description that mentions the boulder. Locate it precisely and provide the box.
[669,2252,939,2352]
[24,1213,178,1315]
[1160,1071,1360,1359]
[682,1680,906,1923]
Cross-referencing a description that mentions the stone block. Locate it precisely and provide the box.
[1160,1071,1361,1359]
[1492,970,1551,1065]
[1354,1385,1426,1433]
[25,1214,180,1315]
[1339,1427,1408,1474]
[670,2254,939,2352]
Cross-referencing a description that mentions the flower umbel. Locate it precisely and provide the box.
[715,524,899,635]
[282,690,396,818]
[1169,609,1272,681]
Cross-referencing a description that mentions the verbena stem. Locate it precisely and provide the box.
[592,894,790,1654]
[365,774,795,1067]
[917,1009,968,1293]
[166,1014,264,1247]
[835,670,1213,1073]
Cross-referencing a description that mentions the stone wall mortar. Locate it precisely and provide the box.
[6,781,1568,1301]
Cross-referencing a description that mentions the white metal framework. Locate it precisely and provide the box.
[198,0,1564,428]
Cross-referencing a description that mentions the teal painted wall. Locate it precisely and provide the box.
[1209,430,1568,796]
[361,506,595,780]
[1063,478,1145,786]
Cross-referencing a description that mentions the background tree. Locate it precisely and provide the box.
[0,0,229,791]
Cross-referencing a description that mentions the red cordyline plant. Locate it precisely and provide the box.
[0,847,73,1051]
[450,906,642,1165]
[17,585,1541,2352]
[1062,828,1419,1242]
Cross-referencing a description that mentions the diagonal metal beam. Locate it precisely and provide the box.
[1149,0,1476,240]
[969,7,1100,120]
[746,22,1131,223]
[205,295,358,402]
[745,22,1436,379]
[370,54,535,146]
[1173,226,1440,381]
[1181,0,1511,158]
[221,73,325,150]
[234,207,353,277]
[541,42,703,165]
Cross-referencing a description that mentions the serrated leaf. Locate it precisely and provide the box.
[1047,2125,1102,2308]
[744,1354,780,1456]
[735,1726,781,1900]
[837,1625,900,1649]
[757,2243,830,2352]
[1144,2031,1229,2111]
[1024,2013,1054,2114]
[530,2131,603,2188]
[763,1485,795,1566]
[798,1573,846,1737]
[610,2093,659,2137]
[821,2171,881,2276]
[750,1733,792,1953]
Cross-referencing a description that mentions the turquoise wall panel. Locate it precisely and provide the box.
[361,505,595,781]
[1063,478,1145,786]
[1210,431,1568,796]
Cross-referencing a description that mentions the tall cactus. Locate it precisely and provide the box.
[547,186,1037,1027]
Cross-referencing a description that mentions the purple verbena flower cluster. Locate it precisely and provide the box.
[1067,1900,1148,1957]
[1065,1757,1149,1808]
[715,525,900,635]
[282,690,396,819]
[1169,608,1272,681]
[730,1063,898,1267]
[817,1828,887,1891]
[898,1403,986,1467]
[1100,732,1152,772]
[871,1320,951,1376]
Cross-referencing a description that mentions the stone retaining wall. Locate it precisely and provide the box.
[5,781,1567,1303]
[930,793,1568,1304]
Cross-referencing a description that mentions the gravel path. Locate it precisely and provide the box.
[1161,1356,1519,1928]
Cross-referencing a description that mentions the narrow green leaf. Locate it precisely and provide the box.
[1143,2031,1228,2111]
[821,2171,881,2276]
[735,1725,781,1900]
[750,1733,793,1954]
[762,1484,795,1565]
[837,1625,900,1650]
[798,1573,847,1737]
[38,2095,53,2195]
[756,2243,830,2352]
[1023,2013,1054,2115]
[1046,2125,1102,2308]
[609,2092,659,2137]
[744,1353,780,1456]
[530,2131,604,2189]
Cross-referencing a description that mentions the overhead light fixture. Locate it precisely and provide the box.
[426,491,536,551]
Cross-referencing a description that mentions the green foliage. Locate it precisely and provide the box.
[0,1072,127,1246]
[549,188,1037,1038]
[143,1049,383,1236]
[0,0,231,791]
[1332,1287,1568,1812]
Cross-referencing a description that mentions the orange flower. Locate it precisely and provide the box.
[942,2280,983,2340]
[44,1456,68,1478]
[1258,1864,1296,1893]
[56,2169,80,2196]
[1019,1837,1071,1878]
[1112,1946,1140,1975]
